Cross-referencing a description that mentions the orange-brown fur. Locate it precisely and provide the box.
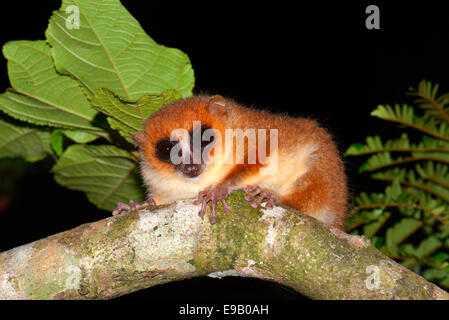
[137,95,347,229]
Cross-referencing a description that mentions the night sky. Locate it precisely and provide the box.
[0,1,448,302]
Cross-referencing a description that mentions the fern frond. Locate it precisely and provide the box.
[360,151,449,172]
[347,80,449,289]
[408,80,449,124]
[401,236,443,268]
[362,212,392,238]
[349,180,449,226]
[423,268,449,288]
[384,218,423,256]
[371,104,449,142]
[346,209,389,231]
[372,168,449,209]
[416,162,449,190]
[345,134,449,156]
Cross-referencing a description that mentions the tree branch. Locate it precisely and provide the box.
[0,191,448,300]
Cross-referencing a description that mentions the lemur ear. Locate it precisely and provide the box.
[130,131,147,146]
[206,95,228,119]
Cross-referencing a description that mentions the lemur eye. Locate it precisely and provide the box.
[155,139,178,162]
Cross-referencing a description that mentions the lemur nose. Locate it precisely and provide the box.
[184,164,201,177]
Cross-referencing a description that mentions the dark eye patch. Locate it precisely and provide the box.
[155,139,178,162]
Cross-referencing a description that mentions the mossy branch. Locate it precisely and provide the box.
[0,191,448,300]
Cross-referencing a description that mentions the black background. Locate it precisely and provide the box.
[0,1,448,302]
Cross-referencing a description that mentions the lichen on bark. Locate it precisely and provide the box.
[0,191,447,300]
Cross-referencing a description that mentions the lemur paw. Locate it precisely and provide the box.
[112,198,155,216]
[244,185,275,209]
[193,185,232,224]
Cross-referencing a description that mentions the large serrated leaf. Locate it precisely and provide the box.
[45,0,194,99]
[0,41,105,134]
[62,130,99,143]
[0,118,51,161]
[52,144,144,211]
[50,129,64,156]
[91,88,181,142]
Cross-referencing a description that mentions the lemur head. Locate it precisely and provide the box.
[133,95,228,179]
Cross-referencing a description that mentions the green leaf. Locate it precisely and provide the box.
[350,80,449,282]
[344,142,364,156]
[372,236,384,248]
[371,104,415,124]
[45,0,194,99]
[389,180,402,201]
[363,212,391,238]
[415,162,449,199]
[408,80,449,123]
[373,167,449,205]
[345,133,449,157]
[52,144,144,211]
[91,88,181,142]
[358,161,368,173]
[431,252,449,266]
[423,268,449,288]
[403,236,442,259]
[0,118,51,161]
[371,104,449,142]
[385,218,422,255]
[50,129,64,156]
[0,41,105,134]
[346,208,385,231]
[62,130,99,143]
[360,149,449,172]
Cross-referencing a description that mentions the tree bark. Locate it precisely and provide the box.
[0,191,448,300]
